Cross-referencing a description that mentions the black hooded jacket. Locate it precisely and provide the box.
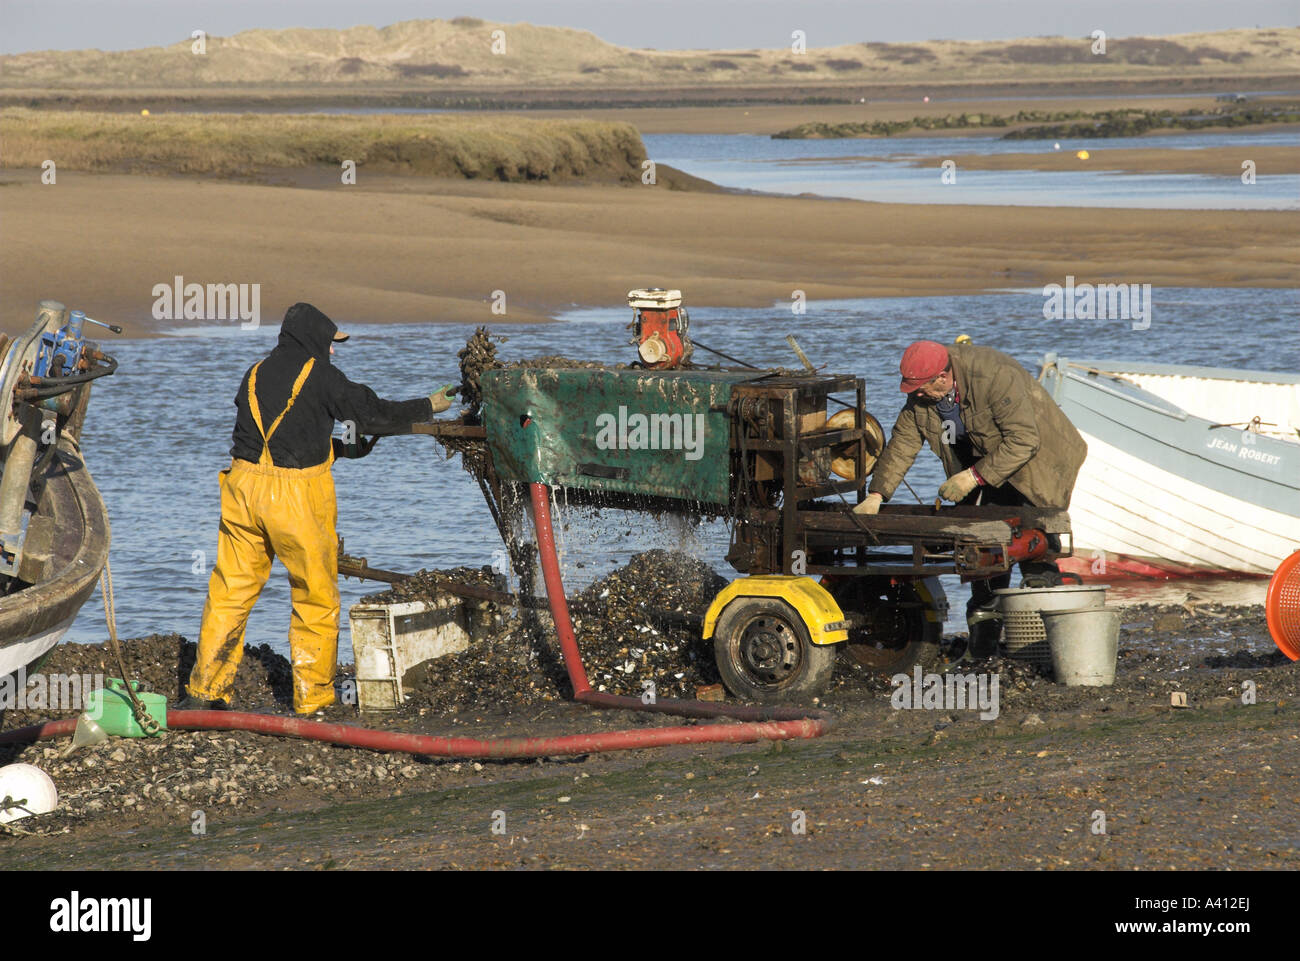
[229,303,433,469]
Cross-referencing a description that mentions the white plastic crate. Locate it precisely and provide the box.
[348,594,470,712]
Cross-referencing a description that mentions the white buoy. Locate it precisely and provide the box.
[0,763,58,823]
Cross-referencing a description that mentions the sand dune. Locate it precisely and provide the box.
[3,20,1298,91]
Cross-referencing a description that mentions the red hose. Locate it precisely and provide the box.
[0,483,830,758]
[0,711,822,755]
[0,718,76,745]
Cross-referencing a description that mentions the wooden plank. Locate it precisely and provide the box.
[870,503,1072,534]
[799,509,1014,543]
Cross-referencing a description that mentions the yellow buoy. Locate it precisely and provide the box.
[140,108,150,116]
[1076,149,1090,160]
[954,334,972,345]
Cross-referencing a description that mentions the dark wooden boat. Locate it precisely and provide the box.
[0,301,115,682]
[0,436,110,678]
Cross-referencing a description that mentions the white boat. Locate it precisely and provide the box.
[1038,355,1300,579]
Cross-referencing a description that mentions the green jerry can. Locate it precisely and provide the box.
[84,678,168,737]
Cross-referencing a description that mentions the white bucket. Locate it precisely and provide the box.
[1043,608,1120,686]
[348,594,471,712]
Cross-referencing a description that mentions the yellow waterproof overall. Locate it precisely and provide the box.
[189,358,340,714]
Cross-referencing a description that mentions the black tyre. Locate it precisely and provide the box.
[824,576,946,675]
[713,597,837,703]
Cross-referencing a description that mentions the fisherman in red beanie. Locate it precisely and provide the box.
[857,339,1087,655]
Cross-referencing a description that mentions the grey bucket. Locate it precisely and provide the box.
[1042,608,1120,686]
[990,585,1108,666]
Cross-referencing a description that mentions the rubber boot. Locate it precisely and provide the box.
[966,609,1003,659]
[175,694,229,711]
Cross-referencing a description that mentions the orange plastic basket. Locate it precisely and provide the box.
[1265,550,1300,661]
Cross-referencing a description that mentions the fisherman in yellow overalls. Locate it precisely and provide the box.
[183,303,456,714]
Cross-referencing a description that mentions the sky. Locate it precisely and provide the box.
[1,0,1295,55]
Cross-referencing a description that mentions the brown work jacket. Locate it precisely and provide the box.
[868,343,1087,508]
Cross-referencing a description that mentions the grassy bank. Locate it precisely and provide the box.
[0,108,648,181]
[9,78,1300,115]
[774,102,1300,139]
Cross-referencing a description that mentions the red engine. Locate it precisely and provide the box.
[959,525,1051,580]
[628,288,692,369]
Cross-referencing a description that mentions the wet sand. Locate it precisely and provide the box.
[2,168,1295,337]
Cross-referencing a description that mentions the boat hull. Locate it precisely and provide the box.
[1041,358,1300,580]
[0,438,110,684]
[0,609,76,679]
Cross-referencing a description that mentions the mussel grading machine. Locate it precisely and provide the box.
[411,290,1072,702]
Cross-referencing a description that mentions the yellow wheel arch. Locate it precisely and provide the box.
[703,575,850,646]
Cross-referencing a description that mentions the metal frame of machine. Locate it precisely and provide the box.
[723,372,1071,580]
[415,370,1073,702]
[406,292,1074,703]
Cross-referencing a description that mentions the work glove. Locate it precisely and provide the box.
[938,468,979,502]
[333,434,379,460]
[853,492,884,515]
[428,385,458,415]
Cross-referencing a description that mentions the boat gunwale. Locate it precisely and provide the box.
[1043,354,1300,387]
[1042,353,1300,449]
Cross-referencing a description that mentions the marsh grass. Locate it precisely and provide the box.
[775,103,1300,139]
[0,109,648,181]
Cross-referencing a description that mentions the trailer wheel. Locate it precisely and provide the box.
[825,576,946,675]
[714,597,837,703]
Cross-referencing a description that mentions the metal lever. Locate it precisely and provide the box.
[83,316,123,334]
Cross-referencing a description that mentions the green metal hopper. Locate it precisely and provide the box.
[480,367,754,507]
